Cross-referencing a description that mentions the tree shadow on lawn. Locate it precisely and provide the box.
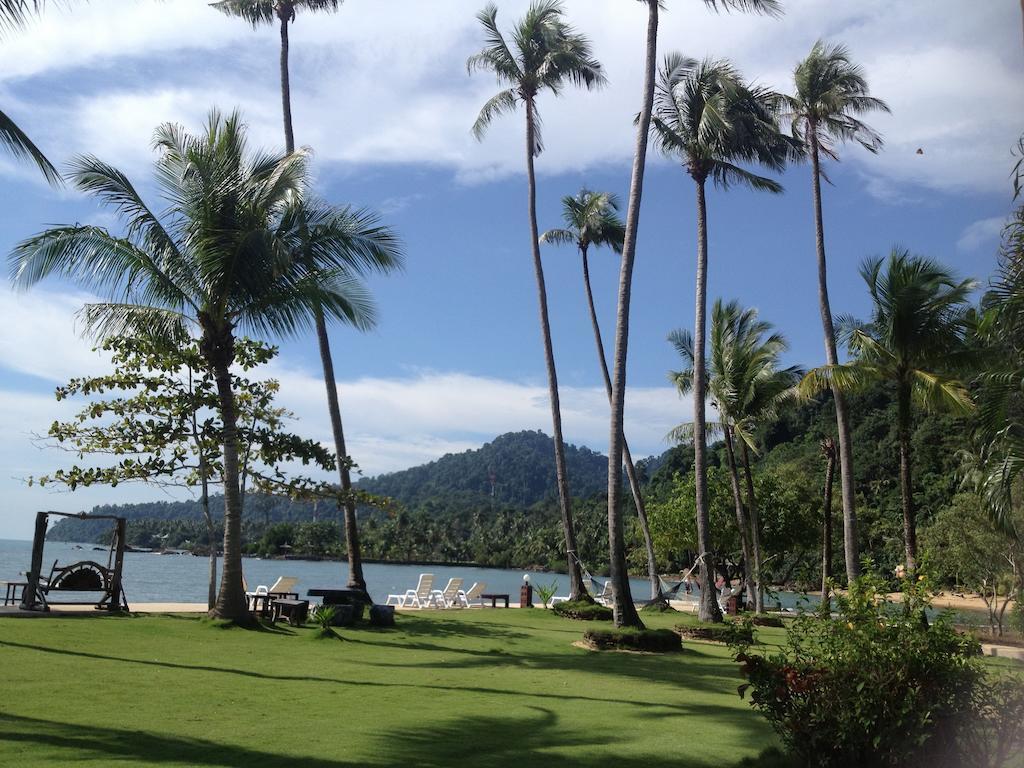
[0,709,785,768]
[0,639,691,712]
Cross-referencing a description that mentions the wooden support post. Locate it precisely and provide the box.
[109,517,127,611]
[20,512,49,611]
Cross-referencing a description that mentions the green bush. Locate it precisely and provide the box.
[675,618,754,644]
[583,628,681,653]
[751,615,785,628]
[551,600,612,621]
[730,574,985,767]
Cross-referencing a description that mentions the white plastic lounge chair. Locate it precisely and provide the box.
[386,573,434,608]
[431,577,463,608]
[593,581,614,606]
[267,576,298,597]
[455,581,486,608]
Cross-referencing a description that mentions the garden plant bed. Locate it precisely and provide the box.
[675,621,754,644]
[551,599,613,621]
[581,627,682,653]
[750,615,785,628]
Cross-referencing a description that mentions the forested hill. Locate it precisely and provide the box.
[47,430,614,541]
[354,430,610,508]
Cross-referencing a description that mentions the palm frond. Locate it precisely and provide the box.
[0,107,61,185]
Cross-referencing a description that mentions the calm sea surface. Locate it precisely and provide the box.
[0,538,663,604]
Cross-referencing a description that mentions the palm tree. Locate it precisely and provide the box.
[801,249,975,572]
[651,54,795,621]
[820,436,836,609]
[669,300,800,613]
[0,0,60,184]
[211,0,392,598]
[9,110,389,622]
[468,0,604,602]
[541,189,661,601]
[784,40,890,583]
[210,0,341,154]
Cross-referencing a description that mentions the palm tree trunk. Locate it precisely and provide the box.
[810,131,859,583]
[821,439,835,611]
[723,427,755,611]
[694,177,723,623]
[314,306,368,595]
[524,97,587,602]
[208,332,250,623]
[581,247,660,601]
[897,382,916,571]
[740,441,763,613]
[189,368,217,610]
[275,10,368,597]
[279,14,295,154]
[606,0,659,630]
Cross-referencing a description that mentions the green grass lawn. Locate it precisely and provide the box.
[0,608,783,767]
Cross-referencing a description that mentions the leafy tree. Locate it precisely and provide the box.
[468,0,604,603]
[30,335,337,608]
[923,494,1023,636]
[541,189,660,601]
[212,0,400,600]
[801,250,975,571]
[652,54,795,621]
[785,40,890,582]
[10,110,375,622]
[669,300,801,611]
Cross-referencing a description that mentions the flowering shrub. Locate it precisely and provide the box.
[730,574,985,767]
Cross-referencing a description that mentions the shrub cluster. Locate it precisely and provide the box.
[729,575,1022,767]
[582,628,681,653]
[551,600,613,621]
[675,619,754,645]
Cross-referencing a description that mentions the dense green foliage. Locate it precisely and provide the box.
[731,577,997,767]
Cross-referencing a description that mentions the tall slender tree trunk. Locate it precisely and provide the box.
[581,247,660,600]
[315,308,368,595]
[190,368,217,610]
[740,441,763,613]
[276,12,368,596]
[897,383,917,571]
[207,329,250,623]
[606,0,659,630]
[693,177,722,623]
[821,438,835,611]
[279,14,294,153]
[525,98,587,602]
[810,131,859,583]
[723,427,755,611]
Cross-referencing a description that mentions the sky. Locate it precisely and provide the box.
[0,0,1020,539]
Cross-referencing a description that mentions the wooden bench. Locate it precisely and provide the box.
[479,593,510,608]
[271,598,309,626]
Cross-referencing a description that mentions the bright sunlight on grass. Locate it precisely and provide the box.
[0,610,784,767]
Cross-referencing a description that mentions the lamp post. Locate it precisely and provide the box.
[520,573,534,608]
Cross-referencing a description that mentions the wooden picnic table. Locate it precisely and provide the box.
[479,593,510,608]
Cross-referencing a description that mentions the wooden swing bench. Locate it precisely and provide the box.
[35,559,128,611]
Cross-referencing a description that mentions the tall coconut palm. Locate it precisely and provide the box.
[9,110,389,622]
[212,0,392,598]
[801,249,975,571]
[211,0,340,154]
[541,189,661,601]
[820,436,836,609]
[651,54,795,621]
[784,40,890,583]
[669,300,800,613]
[468,0,604,602]
[0,0,60,183]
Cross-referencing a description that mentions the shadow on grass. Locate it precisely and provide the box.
[0,712,356,768]
[0,710,790,768]
[0,639,688,711]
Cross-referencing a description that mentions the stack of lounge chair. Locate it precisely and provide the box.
[385,574,487,609]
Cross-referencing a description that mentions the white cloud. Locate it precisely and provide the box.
[957,216,1006,253]
[1,0,1020,193]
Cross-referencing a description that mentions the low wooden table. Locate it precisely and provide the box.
[272,598,309,626]
[307,588,370,621]
[480,593,510,608]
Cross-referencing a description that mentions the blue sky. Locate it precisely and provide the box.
[0,0,1019,538]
